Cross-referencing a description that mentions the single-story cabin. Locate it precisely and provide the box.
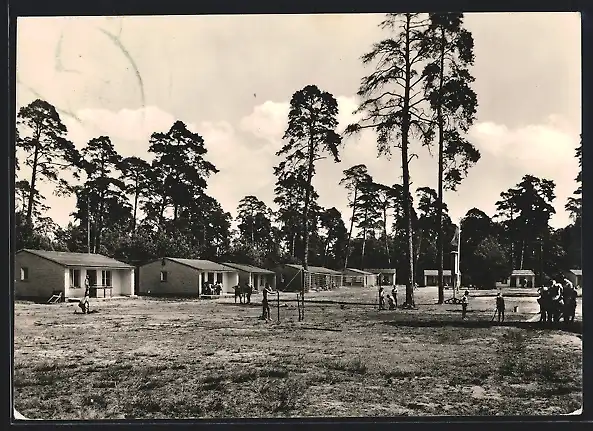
[564,269,582,288]
[221,262,276,290]
[342,268,377,287]
[496,269,536,288]
[423,269,454,287]
[275,264,342,292]
[139,258,239,296]
[365,268,397,286]
[14,249,135,301]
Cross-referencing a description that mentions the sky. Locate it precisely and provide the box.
[15,13,581,233]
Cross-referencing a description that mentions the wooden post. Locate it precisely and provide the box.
[277,291,280,322]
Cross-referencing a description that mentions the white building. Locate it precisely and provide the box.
[14,249,135,300]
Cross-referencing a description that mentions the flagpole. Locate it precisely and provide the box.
[458,221,462,289]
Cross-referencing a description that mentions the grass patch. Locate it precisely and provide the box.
[259,377,308,413]
[13,290,582,419]
[324,357,367,374]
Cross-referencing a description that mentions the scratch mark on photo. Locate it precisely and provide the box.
[54,32,81,75]
[98,28,146,113]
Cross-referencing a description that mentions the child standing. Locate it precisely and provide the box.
[495,291,505,323]
[378,285,385,310]
[461,290,469,320]
[262,283,275,321]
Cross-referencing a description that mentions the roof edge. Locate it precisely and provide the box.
[162,257,237,272]
[16,249,134,269]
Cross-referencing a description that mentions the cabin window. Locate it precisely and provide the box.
[101,270,112,287]
[20,267,29,281]
[160,271,168,282]
[216,273,223,284]
[69,269,81,287]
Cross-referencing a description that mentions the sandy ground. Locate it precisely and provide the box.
[13,286,582,420]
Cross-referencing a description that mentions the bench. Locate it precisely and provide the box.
[47,291,63,304]
[91,286,113,298]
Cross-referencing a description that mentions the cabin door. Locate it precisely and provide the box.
[87,270,98,297]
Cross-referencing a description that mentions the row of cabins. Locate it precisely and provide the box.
[14,249,583,301]
[13,250,395,301]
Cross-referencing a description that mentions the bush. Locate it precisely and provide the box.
[259,377,307,413]
[324,357,367,374]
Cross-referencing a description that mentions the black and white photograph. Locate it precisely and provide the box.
[12,11,582,420]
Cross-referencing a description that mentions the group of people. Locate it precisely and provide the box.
[378,282,421,310]
[232,281,277,321]
[378,285,399,310]
[537,277,578,324]
[202,281,223,296]
[467,276,578,325]
[233,281,254,304]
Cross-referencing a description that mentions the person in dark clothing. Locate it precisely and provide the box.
[387,295,396,310]
[234,284,243,303]
[262,283,275,320]
[245,281,253,304]
[495,291,505,323]
[537,286,547,322]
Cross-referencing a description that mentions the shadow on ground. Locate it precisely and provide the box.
[383,319,582,335]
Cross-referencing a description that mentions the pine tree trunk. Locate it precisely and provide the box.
[383,206,391,266]
[415,229,424,269]
[132,178,139,236]
[520,241,525,270]
[301,125,316,315]
[95,191,105,254]
[26,125,42,227]
[402,13,415,307]
[344,187,358,269]
[323,235,331,267]
[436,26,446,305]
[361,226,367,269]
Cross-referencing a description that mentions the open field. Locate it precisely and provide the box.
[13,287,582,419]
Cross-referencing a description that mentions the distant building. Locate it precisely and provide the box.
[274,264,342,292]
[365,269,396,286]
[138,258,239,296]
[221,262,276,290]
[14,249,135,301]
[564,269,582,288]
[423,269,454,287]
[496,269,536,288]
[342,268,377,287]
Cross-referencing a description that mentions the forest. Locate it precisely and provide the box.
[14,14,581,303]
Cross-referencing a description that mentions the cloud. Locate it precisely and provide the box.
[27,105,283,229]
[239,101,289,146]
[240,98,580,230]
[469,118,577,169]
[62,106,185,158]
[21,101,580,234]
[239,95,360,144]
